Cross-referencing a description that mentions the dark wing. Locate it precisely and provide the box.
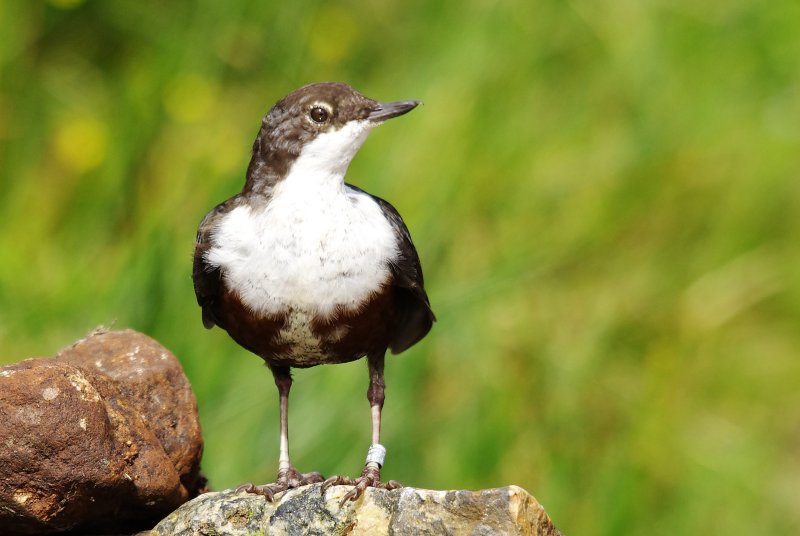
[192,196,240,330]
[349,185,435,354]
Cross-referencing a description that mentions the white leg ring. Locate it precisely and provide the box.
[365,443,387,467]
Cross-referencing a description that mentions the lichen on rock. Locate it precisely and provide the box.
[152,483,562,536]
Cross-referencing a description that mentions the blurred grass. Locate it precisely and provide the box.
[2,0,800,534]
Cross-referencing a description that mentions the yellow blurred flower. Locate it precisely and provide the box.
[163,73,216,123]
[53,117,108,173]
[308,6,358,65]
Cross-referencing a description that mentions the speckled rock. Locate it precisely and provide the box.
[152,483,562,536]
[55,329,204,494]
[0,328,205,535]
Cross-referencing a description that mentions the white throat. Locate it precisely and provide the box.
[291,119,374,179]
[205,119,399,317]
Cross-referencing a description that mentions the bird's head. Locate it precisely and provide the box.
[247,82,419,187]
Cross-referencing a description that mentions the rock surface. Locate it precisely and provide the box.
[152,483,562,536]
[0,328,205,535]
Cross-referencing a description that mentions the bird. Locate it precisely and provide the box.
[192,82,435,502]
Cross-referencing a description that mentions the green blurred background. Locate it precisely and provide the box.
[2,0,799,534]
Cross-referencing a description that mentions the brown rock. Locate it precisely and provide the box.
[55,329,205,495]
[0,328,204,535]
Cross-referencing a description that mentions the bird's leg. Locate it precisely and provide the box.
[236,366,323,500]
[323,353,402,504]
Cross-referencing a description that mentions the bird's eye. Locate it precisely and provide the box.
[310,106,329,123]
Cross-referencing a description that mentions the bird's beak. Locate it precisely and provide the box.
[368,100,420,122]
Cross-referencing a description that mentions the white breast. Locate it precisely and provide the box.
[205,143,399,318]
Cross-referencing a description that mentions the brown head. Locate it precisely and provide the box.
[244,82,419,194]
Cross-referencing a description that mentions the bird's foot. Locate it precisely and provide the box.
[322,464,402,506]
[235,466,324,501]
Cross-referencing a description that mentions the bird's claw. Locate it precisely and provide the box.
[236,468,324,501]
[235,482,277,501]
[322,466,402,506]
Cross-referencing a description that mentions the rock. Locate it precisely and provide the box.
[0,328,205,535]
[55,329,205,495]
[152,484,562,536]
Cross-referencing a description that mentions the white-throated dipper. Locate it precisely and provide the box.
[193,82,434,502]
